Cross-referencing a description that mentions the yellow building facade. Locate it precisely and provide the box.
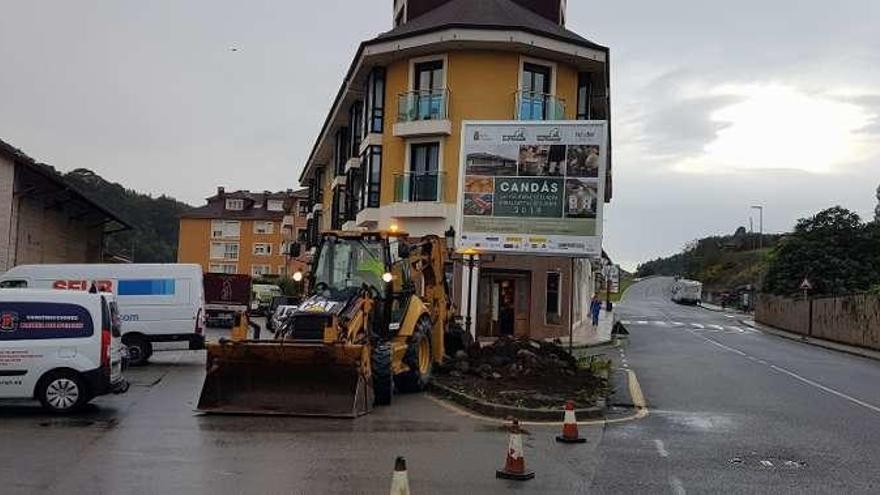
[300,0,611,339]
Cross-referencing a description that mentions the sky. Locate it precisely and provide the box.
[1,0,878,270]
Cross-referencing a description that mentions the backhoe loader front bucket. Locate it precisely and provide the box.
[197,340,373,417]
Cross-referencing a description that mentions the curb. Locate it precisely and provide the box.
[428,381,605,421]
[740,319,880,362]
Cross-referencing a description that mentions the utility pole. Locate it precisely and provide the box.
[750,205,764,249]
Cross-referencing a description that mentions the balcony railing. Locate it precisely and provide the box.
[515,91,566,120]
[393,171,446,203]
[397,89,449,122]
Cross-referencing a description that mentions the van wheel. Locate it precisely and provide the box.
[37,370,88,414]
[123,335,152,366]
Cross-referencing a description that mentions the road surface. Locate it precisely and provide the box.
[597,276,880,493]
[2,281,879,493]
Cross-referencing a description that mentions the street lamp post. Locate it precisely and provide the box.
[751,205,764,249]
[445,227,493,341]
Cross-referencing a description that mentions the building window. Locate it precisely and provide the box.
[225,199,244,211]
[251,265,271,277]
[347,168,363,216]
[361,145,382,208]
[334,127,350,176]
[267,199,284,211]
[408,142,440,202]
[297,201,309,217]
[577,72,590,120]
[363,67,385,137]
[546,271,561,325]
[253,243,273,256]
[297,228,307,242]
[349,102,362,156]
[254,221,274,235]
[278,265,288,276]
[331,187,345,230]
[210,242,239,261]
[211,220,241,238]
[315,169,325,204]
[209,263,238,274]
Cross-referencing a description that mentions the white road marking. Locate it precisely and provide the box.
[768,364,880,415]
[727,326,746,333]
[654,439,669,458]
[669,476,686,495]
[696,334,880,416]
[654,321,669,327]
[708,324,725,331]
[621,320,632,325]
[671,322,685,327]
[691,323,704,329]
[760,460,773,468]
[636,320,649,325]
[725,314,736,318]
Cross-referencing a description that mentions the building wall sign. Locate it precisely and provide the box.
[456,121,607,256]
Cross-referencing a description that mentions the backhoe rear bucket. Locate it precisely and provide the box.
[197,341,373,417]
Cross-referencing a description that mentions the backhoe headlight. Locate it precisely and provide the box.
[292,271,303,282]
[382,272,393,283]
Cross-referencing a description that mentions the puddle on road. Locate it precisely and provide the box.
[652,409,737,432]
[728,452,807,470]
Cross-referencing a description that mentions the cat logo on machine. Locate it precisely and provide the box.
[0,311,19,332]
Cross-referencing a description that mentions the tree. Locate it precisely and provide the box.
[763,206,880,296]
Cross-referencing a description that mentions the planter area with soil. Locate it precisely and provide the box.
[433,337,609,412]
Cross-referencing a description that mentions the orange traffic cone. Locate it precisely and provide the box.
[389,456,410,495]
[496,419,535,481]
[556,401,587,443]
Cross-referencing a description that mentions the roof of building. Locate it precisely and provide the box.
[180,188,308,220]
[375,0,606,51]
[0,138,131,232]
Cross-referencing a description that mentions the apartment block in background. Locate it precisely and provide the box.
[299,0,611,340]
[177,187,309,278]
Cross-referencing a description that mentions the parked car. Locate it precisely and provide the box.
[0,289,128,413]
[0,264,205,366]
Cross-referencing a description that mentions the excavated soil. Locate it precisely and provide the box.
[434,336,608,409]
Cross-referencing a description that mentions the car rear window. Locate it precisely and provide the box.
[0,280,27,288]
[0,302,94,340]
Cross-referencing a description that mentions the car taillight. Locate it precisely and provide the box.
[101,328,111,370]
[195,308,204,336]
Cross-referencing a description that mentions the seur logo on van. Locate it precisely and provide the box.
[53,280,114,292]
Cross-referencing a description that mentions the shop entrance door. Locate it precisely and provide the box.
[477,271,531,338]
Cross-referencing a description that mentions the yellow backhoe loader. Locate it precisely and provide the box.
[196,230,469,417]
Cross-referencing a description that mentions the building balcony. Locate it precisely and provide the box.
[393,89,452,137]
[515,91,566,120]
[393,171,445,203]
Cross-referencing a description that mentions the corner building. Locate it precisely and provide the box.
[300,0,612,340]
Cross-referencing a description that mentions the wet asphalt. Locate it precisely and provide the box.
[599,277,880,494]
[2,282,879,494]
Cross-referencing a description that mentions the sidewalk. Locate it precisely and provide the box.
[567,308,615,349]
[700,301,751,314]
[741,318,880,361]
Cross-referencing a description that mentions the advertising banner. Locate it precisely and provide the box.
[457,121,607,256]
[0,302,94,341]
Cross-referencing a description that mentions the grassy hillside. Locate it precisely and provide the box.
[637,229,781,292]
[63,168,192,262]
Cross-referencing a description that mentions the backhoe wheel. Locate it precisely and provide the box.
[395,316,433,393]
[372,342,393,406]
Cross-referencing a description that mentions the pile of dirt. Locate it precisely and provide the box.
[435,337,608,409]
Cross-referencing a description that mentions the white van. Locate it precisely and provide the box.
[0,264,205,365]
[0,289,128,413]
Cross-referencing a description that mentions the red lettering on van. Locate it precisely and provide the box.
[52,280,114,292]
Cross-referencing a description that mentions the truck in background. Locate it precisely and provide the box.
[671,278,703,305]
[203,273,252,328]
